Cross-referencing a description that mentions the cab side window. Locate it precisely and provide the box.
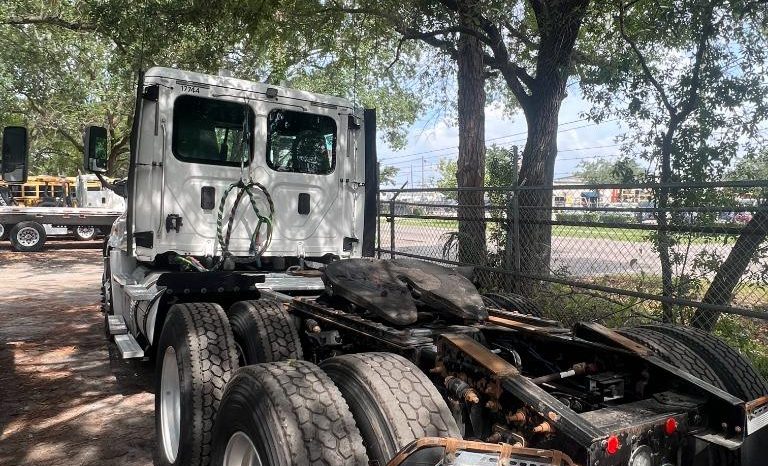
[266,109,336,175]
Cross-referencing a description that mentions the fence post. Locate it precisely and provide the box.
[376,162,381,259]
[389,198,396,259]
[512,146,521,293]
[503,191,514,291]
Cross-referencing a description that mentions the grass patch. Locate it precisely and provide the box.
[552,225,649,242]
[393,217,458,229]
[389,218,735,245]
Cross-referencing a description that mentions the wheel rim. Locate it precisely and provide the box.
[223,431,263,466]
[0,224,4,238]
[160,346,181,463]
[16,226,40,247]
[77,226,95,239]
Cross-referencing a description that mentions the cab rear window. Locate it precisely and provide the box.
[172,95,254,166]
[266,109,336,175]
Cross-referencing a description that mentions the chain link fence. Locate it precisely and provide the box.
[377,180,768,345]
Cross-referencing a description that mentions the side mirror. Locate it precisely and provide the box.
[1,126,29,183]
[83,125,108,173]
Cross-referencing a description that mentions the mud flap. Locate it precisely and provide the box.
[739,424,768,466]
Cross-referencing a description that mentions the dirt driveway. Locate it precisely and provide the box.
[0,241,154,466]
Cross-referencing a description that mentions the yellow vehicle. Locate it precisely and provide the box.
[0,175,72,206]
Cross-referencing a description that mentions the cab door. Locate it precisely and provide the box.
[248,103,349,258]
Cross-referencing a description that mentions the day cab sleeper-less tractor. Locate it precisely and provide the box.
[3,67,766,466]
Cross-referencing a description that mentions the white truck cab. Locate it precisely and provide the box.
[127,67,372,261]
[88,67,378,356]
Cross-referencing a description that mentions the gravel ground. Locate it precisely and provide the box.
[0,240,154,466]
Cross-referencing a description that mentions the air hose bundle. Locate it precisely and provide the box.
[215,179,275,265]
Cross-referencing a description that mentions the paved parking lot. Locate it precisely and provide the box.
[0,241,154,466]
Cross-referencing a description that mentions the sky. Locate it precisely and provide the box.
[377,91,628,188]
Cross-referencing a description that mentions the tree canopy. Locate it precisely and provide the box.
[0,0,427,176]
[574,157,645,184]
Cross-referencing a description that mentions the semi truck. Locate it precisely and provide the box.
[5,67,766,466]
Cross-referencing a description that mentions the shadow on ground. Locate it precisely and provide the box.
[0,247,155,466]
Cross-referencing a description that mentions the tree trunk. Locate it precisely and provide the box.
[455,3,486,267]
[691,207,768,331]
[656,125,677,322]
[512,0,588,294]
[516,96,561,292]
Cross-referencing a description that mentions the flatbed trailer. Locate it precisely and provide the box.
[0,205,123,251]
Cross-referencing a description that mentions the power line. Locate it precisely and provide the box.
[381,119,619,167]
[385,144,623,169]
[380,117,595,162]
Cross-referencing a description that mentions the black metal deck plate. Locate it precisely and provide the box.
[157,271,265,293]
[323,258,487,325]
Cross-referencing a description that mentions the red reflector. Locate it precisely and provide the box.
[665,418,678,435]
[606,435,620,455]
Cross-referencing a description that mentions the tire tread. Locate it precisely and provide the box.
[227,300,302,363]
[482,292,543,317]
[235,361,368,465]
[618,327,725,390]
[158,302,238,466]
[322,352,460,462]
[642,324,768,400]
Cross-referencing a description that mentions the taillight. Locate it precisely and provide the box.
[665,417,678,435]
[606,434,620,455]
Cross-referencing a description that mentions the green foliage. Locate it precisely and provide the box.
[581,0,768,182]
[575,157,645,184]
[714,315,768,379]
[729,151,768,182]
[728,151,768,201]
[436,144,518,191]
[0,0,426,176]
[379,165,400,186]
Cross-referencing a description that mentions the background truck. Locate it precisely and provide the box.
[5,67,764,466]
[0,132,124,250]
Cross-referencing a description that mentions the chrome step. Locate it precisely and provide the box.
[107,315,128,335]
[114,334,144,359]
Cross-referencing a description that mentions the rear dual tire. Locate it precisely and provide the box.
[321,352,461,465]
[641,325,768,400]
[621,325,768,400]
[226,300,302,366]
[212,352,461,466]
[211,361,369,466]
[155,303,238,466]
